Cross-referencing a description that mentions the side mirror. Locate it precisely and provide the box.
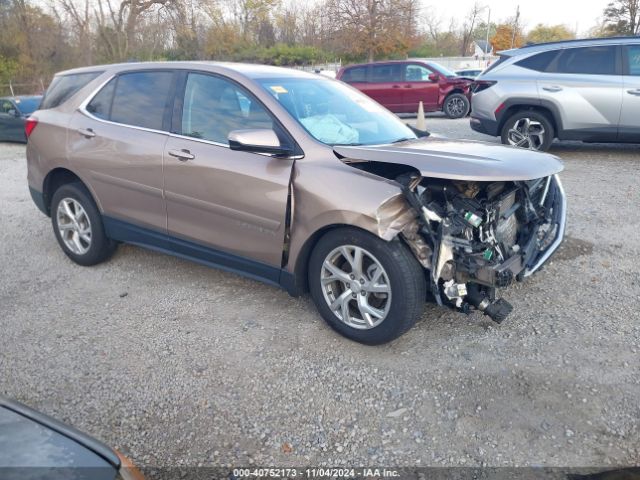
[428,73,440,82]
[228,129,292,156]
[7,109,18,117]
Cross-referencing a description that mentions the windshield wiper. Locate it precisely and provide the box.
[333,142,363,146]
[391,137,418,144]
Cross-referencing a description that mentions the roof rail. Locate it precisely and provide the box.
[518,35,639,49]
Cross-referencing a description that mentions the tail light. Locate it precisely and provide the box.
[471,80,497,94]
[495,102,507,116]
[25,117,38,139]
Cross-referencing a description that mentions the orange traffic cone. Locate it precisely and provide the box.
[416,101,426,131]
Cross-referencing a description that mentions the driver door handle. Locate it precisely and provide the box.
[168,149,195,161]
[77,128,96,138]
[627,89,640,96]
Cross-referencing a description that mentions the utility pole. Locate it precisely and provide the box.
[485,7,491,58]
[511,5,520,49]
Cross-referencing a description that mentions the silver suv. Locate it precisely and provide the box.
[470,37,640,151]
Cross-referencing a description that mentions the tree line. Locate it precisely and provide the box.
[0,0,637,92]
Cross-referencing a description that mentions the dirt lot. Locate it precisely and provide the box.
[1,117,639,470]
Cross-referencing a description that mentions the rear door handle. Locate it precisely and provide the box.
[627,89,640,96]
[392,85,401,88]
[77,128,95,138]
[542,85,563,92]
[168,149,195,161]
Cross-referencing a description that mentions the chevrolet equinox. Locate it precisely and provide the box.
[26,62,566,344]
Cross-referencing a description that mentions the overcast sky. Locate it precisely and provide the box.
[425,0,606,36]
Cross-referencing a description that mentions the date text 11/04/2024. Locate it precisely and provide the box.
[232,468,400,478]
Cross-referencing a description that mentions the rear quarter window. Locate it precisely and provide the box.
[515,50,559,72]
[40,72,102,110]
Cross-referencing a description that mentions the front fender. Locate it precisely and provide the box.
[286,159,404,275]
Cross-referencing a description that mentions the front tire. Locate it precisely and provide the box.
[308,228,426,345]
[500,110,554,151]
[443,93,470,119]
[51,182,117,266]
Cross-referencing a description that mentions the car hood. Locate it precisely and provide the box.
[450,77,472,84]
[334,137,564,181]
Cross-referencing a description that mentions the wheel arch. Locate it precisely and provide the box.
[445,88,467,97]
[291,223,384,296]
[42,168,98,216]
[441,88,468,106]
[497,101,562,139]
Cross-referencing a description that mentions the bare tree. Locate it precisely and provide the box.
[603,0,639,35]
[54,0,93,64]
[326,0,419,62]
[274,2,299,45]
[460,2,485,56]
[229,0,279,42]
[94,0,174,61]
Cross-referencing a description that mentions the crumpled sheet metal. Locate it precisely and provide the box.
[375,194,432,268]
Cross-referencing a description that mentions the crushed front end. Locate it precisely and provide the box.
[385,173,566,323]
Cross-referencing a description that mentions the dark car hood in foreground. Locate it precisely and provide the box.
[334,137,564,181]
[0,399,119,480]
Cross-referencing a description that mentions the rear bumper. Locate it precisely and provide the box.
[29,186,48,216]
[470,116,500,136]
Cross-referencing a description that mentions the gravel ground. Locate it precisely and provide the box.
[1,117,639,471]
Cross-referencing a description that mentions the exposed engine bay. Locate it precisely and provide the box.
[372,168,566,324]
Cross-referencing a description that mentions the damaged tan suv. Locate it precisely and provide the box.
[26,62,566,344]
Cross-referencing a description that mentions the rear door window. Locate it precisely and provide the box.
[40,72,102,109]
[624,45,640,75]
[86,71,174,131]
[341,67,368,83]
[110,72,173,130]
[370,64,402,83]
[552,46,617,75]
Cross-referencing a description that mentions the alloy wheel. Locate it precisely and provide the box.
[446,97,466,117]
[56,198,92,255]
[507,117,546,150]
[320,245,392,330]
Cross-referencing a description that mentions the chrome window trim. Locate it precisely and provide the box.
[78,109,169,136]
[169,132,232,149]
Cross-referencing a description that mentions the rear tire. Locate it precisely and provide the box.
[51,182,117,266]
[443,93,470,119]
[500,110,554,151]
[308,227,426,345]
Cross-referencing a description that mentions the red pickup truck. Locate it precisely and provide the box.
[337,60,473,119]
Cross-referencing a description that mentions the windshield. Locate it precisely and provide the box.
[427,62,458,78]
[258,77,416,146]
[14,97,41,114]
